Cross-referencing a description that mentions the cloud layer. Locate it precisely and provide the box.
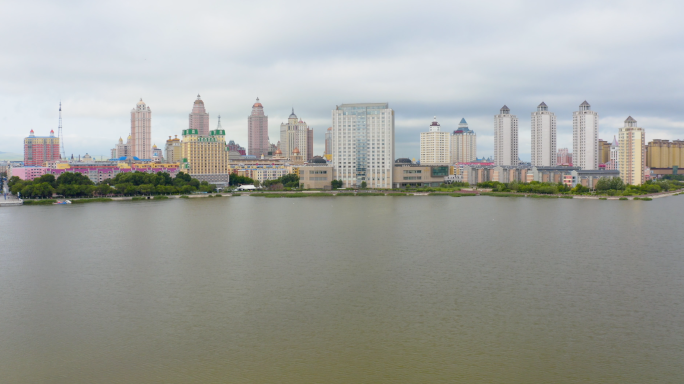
[1,0,683,161]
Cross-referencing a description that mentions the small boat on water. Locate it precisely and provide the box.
[53,200,72,205]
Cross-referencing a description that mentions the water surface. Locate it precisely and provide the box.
[1,196,682,383]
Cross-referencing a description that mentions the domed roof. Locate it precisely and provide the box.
[289,108,297,119]
[395,158,412,164]
[50,129,54,133]
[152,144,157,148]
[293,147,300,154]
[253,97,263,108]
[136,98,145,106]
[127,134,132,140]
[119,137,123,143]
[310,156,326,164]
[275,149,282,154]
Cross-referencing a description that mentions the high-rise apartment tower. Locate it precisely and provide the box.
[530,102,557,166]
[494,105,519,166]
[420,117,450,164]
[618,116,645,185]
[572,101,599,170]
[451,118,477,163]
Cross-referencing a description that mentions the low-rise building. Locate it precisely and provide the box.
[570,169,621,188]
[392,158,450,188]
[462,165,531,185]
[299,157,334,189]
[9,166,49,180]
[531,166,580,184]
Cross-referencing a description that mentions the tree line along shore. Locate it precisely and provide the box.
[3,171,683,204]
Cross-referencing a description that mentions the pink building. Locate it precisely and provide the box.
[248,98,270,157]
[557,148,573,166]
[190,94,210,136]
[49,165,180,184]
[24,130,60,166]
[9,167,49,180]
[227,140,246,155]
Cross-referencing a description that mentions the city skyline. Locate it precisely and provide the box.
[2,1,684,160]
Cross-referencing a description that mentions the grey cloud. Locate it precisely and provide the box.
[1,0,683,161]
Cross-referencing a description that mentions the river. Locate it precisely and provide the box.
[1,196,682,383]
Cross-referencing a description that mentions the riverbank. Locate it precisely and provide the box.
[9,188,684,206]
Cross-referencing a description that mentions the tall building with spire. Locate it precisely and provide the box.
[279,109,313,161]
[420,117,450,164]
[530,102,557,167]
[572,101,599,170]
[190,94,210,136]
[494,105,519,166]
[451,118,477,163]
[130,98,152,159]
[618,116,645,185]
[248,98,269,157]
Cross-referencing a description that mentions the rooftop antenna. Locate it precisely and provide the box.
[58,102,66,159]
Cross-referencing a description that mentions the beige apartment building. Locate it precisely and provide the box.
[646,139,684,171]
[420,117,450,164]
[451,118,477,163]
[165,135,182,164]
[618,116,645,185]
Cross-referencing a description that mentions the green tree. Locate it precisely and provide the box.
[7,176,22,189]
[229,175,255,186]
[34,174,57,187]
[331,179,343,189]
[361,181,367,189]
[608,177,625,190]
[57,172,94,186]
[595,177,611,191]
[97,183,113,196]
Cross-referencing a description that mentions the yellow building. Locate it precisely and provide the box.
[598,139,611,165]
[618,116,645,185]
[165,135,183,164]
[646,139,684,169]
[181,122,231,184]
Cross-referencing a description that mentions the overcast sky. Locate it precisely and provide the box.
[1,0,683,161]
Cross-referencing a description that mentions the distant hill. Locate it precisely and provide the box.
[0,152,23,161]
